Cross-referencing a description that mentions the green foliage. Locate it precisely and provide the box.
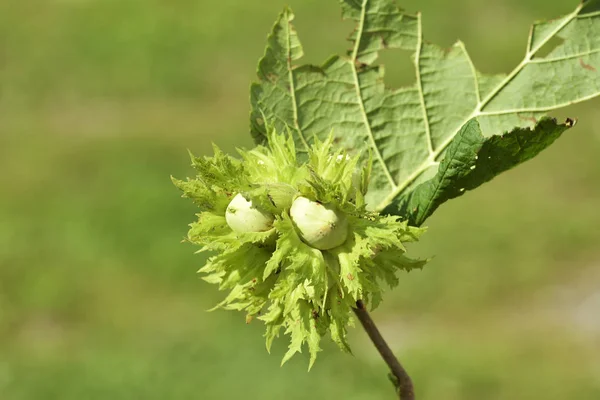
[3,0,600,398]
[174,0,600,372]
[391,117,573,226]
[250,0,600,224]
[173,132,425,367]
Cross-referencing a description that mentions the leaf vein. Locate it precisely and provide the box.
[415,13,434,156]
[285,10,310,152]
[351,0,398,189]
[528,48,600,64]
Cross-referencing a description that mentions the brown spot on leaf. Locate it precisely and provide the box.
[580,58,596,72]
[354,60,367,69]
[519,115,538,124]
[347,273,354,281]
[380,35,389,49]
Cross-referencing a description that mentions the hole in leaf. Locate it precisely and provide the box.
[292,4,354,66]
[533,36,565,58]
[377,48,416,88]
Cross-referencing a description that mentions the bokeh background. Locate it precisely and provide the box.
[1,0,599,399]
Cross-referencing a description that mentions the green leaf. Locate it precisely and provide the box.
[327,290,353,353]
[390,117,573,226]
[250,0,599,223]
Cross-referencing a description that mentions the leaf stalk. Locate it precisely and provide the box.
[352,300,415,400]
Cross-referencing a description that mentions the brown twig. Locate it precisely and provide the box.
[352,299,415,400]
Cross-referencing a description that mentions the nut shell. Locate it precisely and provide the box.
[289,196,348,250]
[226,193,275,233]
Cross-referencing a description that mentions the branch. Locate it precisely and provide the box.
[352,300,415,400]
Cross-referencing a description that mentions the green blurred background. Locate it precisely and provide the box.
[1,0,599,399]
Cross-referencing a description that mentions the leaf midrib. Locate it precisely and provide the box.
[415,13,434,156]
[284,8,310,152]
[350,0,398,190]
